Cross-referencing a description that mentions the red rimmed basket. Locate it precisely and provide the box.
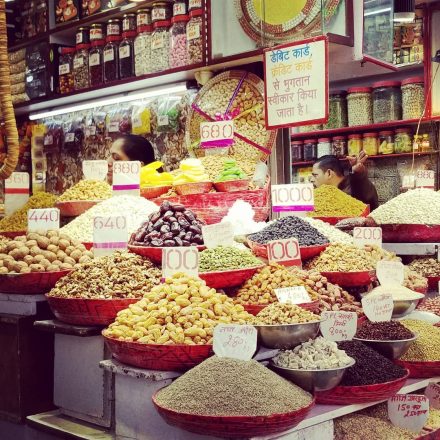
[174,182,213,196]
[311,206,370,226]
[0,230,26,239]
[103,335,213,371]
[320,270,376,287]
[241,300,320,316]
[128,244,206,265]
[315,370,409,404]
[0,270,71,294]
[55,200,101,217]
[140,186,172,200]
[380,224,440,243]
[152,392,315,438]
[395,360,440,378]
[46,296,138,326]
[199,266,264,289]
[214,180,250,193]
[82,242,93,250]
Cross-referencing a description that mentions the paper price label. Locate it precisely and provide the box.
[65,132,75,142]
[271,184,314,212]
[112,161,141,196]
[119,45,130,59]
[173,3,186,15]
[28,208,60,233]
[361,293,393,322]
[320,311,357,342]
[415,169,435,189]
[376,260,404,286]
[73,57,84,69]
[162,247,199,279]
[213,324,257,361]
[201,221,234,249]
[388,395,429,433]
[200,120,234,148]
[425,383,440,409]
[4,172,30,216]
[93,216,128,257]
[89,53,100,67]
[402,174,416,190]
[275,286,311,304]
[353,227,382,247]
[104,49,114,62]
[187,23,201,40]
[267,238,301,267]
[59,63,70,75]
[157,115,169,126]
[86,125,96,137]
[83,160,108,181]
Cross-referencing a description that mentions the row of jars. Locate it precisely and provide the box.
[291,129,431,161]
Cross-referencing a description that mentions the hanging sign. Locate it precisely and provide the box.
[162,247,199,279]
[201,222,235,249]
[28,208,60,233]
[200,120,234,149]
[267,238,302,267]
[320,311,357,342]
[83,160,108,181]
[112,161,141,196]
[353,227,382,248]
[361,293,393,322]
[271,183,314,212]
[376,260,405,286]
[425,383,440,409]
[213,324,257,361]
[263,35,328,129]
[388,395,429,433]
[4,172,30,216]
[275,286,311,304]
[93,216,128,258]
[415,169,435,189]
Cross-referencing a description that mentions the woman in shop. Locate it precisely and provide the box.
[310,151,379,210]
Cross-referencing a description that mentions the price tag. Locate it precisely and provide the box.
[158,115,169,126]
[274,286,311,304]
[402,174,415,190]
[187,23,201,40]
[112,161,141,196]
[361,293,393,322]
[4,172,30,216]
[65,132,75,143]
[376,260,405,286]
[271,184,314,212]
[83,160,108,181]
[93,216,128,257]
[200,120,234,149]
[415,169,435,189]
[425,383,440,409]
[388,395,429,433]
[320,311,357,342]
[108,121,120,133]
[162,247,199,279]
[267,238,302,267]
[213,324,257,361]
[28,208,60,233]
[201,221,234,249]
[353,227,382,247]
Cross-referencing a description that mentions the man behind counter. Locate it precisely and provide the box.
[310,152,379,211]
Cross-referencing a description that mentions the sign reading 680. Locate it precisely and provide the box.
[162,247,199,279]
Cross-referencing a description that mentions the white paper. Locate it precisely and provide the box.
[112,161,141,196]
[93,216,128,258]
[388,394,429,433]
[320,311,357,342]
[415,169,435,189]
[201,222,234,249]
[4,172,30,216]
[376,260,405,286]
[213,324,257,361]
[271,183,314,212]
[83,160,108,181]
[200,120,234,145]
[275,286,311,304]
[28,208,60,233]
[162,247,199,279]
[267,237,302,267]
[361,293,393,322]
[353,227,382,248]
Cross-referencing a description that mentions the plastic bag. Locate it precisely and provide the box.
[106,105,131,140]
[63,115,84,150]
[156,95,181,133]
[43,118,64,153]
[131,102,151,135]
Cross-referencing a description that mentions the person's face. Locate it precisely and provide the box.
[310,163,332,188]
[107,139,130,180]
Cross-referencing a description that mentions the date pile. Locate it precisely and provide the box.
[130,201,205,247]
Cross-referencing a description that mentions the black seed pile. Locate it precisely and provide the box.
[356,321,414,341]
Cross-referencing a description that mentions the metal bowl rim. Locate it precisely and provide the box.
[252,320,322,328]
[270,357,356,373]
[353,333,417,344]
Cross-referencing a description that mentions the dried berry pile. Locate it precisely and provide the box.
[356,321,414,341]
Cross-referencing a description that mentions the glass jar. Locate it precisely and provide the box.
[348,134,362,156]
[401,76,425,119]
[394,128,412,153]
[413,135,422,152]
[169,15,189,68]
[422,134,431,152]
[106,19,121,37]
[137,9,152,29]
[119,31,136,80]
[303,139,317,161]
[59,47,75,94]
[372,80,402,123]
[297,124,322,133]
[291,141,303,162]
[317,137,332,158]
[122,13,136,32]
[378,131,395,154]
[134,24,152,77]
[362,132,378,155]
[324,90,347,129]
[103,35,121,83]
[187,8,203,64]
[76,27,90,45]
[152,2,171,22]
[189,0,202,11]
[90,23,103,42]
[332,136,347,157]
[151,20,171,72]
[89,39,104,88]
[347,87,373,126]
[73,43,90,90]
[173,1,187,16]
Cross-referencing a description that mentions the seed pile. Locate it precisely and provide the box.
[356,321,414,340]
[58,180,112,202]
[252,303,320,325]
[155,356,313,416]
[404,266,428,291]
[400,319,440,361]
[366,285,424,301]
[409,257,440,277]
[199,246,261,272]
[417,297,440,316]
[303,217,354,244]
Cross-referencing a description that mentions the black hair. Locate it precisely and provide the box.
[117,134,155,164]
[315,155,344,177]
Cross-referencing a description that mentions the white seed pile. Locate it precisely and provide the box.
[303,217,353,244]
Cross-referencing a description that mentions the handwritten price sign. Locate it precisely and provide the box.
[200,120,234,149]
[267,238,302,267]
[320,311,357,342]
[275,286,311,304]
[213,324,257,361]
[83,160,108,181]
[388,394,429,433]
[202,221,234,249]
[415,169,435,189]
[425,383,440,409]
[28,208,60,233]
[362,293,393,322]
[271,184,314,212]
[353,227,382,248]
[162,247,199,279]
[4,172,30,216]
[112,161,141,196]
[93,216,128,257]
[376,260,405,286]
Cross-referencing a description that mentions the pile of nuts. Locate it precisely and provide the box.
[409,257,440,277]
[58,180,112,202]
[103,273,252,345]
[199,155,256,181]
[252,303,320,325]
[199,246,261,272]
[0,231,93,273]
[417,297,440,316]
[403,266,428,292]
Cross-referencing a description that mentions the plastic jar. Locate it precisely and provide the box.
[59,47,75,94]
[189,0,203,11]
[122,13,136,32]
[173,1,187,16]
[90,23,103,42]
[401,76,425,119]
[378,131,395,154]
[134,24,152,76]
[169,15,188,68]
[103,35,121,83]
[73,43,90,90]
[362,132,379,155]
[303,139,317,161]
[422,134,431,152]
[151,20,170,72]
[348,134,362,156]
[137,9,152,29]
[347,87,373,126]
[187,8,203,64]
[317,137,332,158]
[152,2,171,22]
[332,136,347,157]
[324,90,347,129]
[119,31,136,79]
[106,19,121,37]
[291,141,303,162]
[89,39,104,88]
[76,27,90,45]
[394,128,412,153]
[372,80,402,123]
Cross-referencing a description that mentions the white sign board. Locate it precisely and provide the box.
[200,120,234,149]
[320,311,357,342]
[112,161,141,196]
[267,238,302,268]
[4,172,30,216]
[162,247,199,279]
[388,395,429,433]
[93,216,128,258]
[275,286,311,304]
[271,183,314,212]
[353,227,382,248]
[213,324,257,361]
[202,222,235,249]
[361,293,393,322]
[28,208,60,233]
[376,260,405,286]
[83,160,108,181]
[415,169,435,189]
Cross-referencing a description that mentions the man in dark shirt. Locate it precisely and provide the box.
[310,152,379,210]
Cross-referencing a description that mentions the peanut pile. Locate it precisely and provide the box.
[58,180,112,202]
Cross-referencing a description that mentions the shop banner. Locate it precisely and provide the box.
[353,227,382,248]
[4,172,30,216]
[267,237,302,268]
[388,395,429,433]
[425,383,440,409]
[93,216,128,258]
[112,161,141,196]
[274,286,311,304]
[263,35,328,129]
[83,160,108,181]
[202,221,234,249]
[28,208,60,233]
[361,293,393,322]
[376,260,405,286]
[271,183,314,212]
[162,247,199,279]
[320,311,357,342]
[213,324,257,361]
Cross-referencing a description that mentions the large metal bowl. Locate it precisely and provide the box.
[353,334,417,360]
[254,321,321,349]
[270,357,355,392]
[392,298,422,318]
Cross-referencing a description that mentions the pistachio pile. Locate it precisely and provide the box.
[58,180,112,202]
[199,246,261,272]
[252,303,320,325]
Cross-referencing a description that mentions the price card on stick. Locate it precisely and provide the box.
[162,247,199,279]
[200,120,234,149]
[4,172,30,216]
[388,394,429,433]
[376,260,405,286]
[275,286,311,304]
[28,208,60,233]
[353,227,382,248]
[361,293,393,322]
[271,184,314,212]
[267,238,302,267]
[425,383,440,409]
[201,222,234,249]
[83,160,108,181]
[320,311,357,342]
[112,161,141,196]
[213,324,257,361]
[93,216,128,257]
[415,169,435,189]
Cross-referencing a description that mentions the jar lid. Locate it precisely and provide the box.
[348,134,362,139]
[171,14,189,23]
[106,35,122,42]
[90,23,103,28]
[137,8,151,13]
[91,39,105,47]
[395,127,412,133]
[304,139,317,143]
[122,30,137,38]
[379,130,394,135]
[372,80,401,88]
[347,87,372,93]
[77,26,89,31]
[291,140,303,145]
[107,19,121,23]
[363,132,377,137]
[138,24,153,33]
[153,19,171,28]
[76,43,90,50]
[330,90,347,96]
[61,47,76,54]
[332,136,346,140]
[401,76,424,86]
[318,138,331,142]
[190,8,203,17]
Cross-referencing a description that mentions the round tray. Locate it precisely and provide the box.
[315,370,409,404]
[0,270,71,294]
[0,231,26,239]
[128,244,206,265]
[380,224,440,243]
[152,391,315,439]
[312,206,370,226]
[395,359,440,378]
[214,180,250,193]
[320,270,376,287]
[242,300,320,316]
[174,182,213,196]
[199,266,264,289]
[46,296,138,326]
[55,200,101,217]
[140,186,172,200]
[426,276,440,290]
[103,335,213,371]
